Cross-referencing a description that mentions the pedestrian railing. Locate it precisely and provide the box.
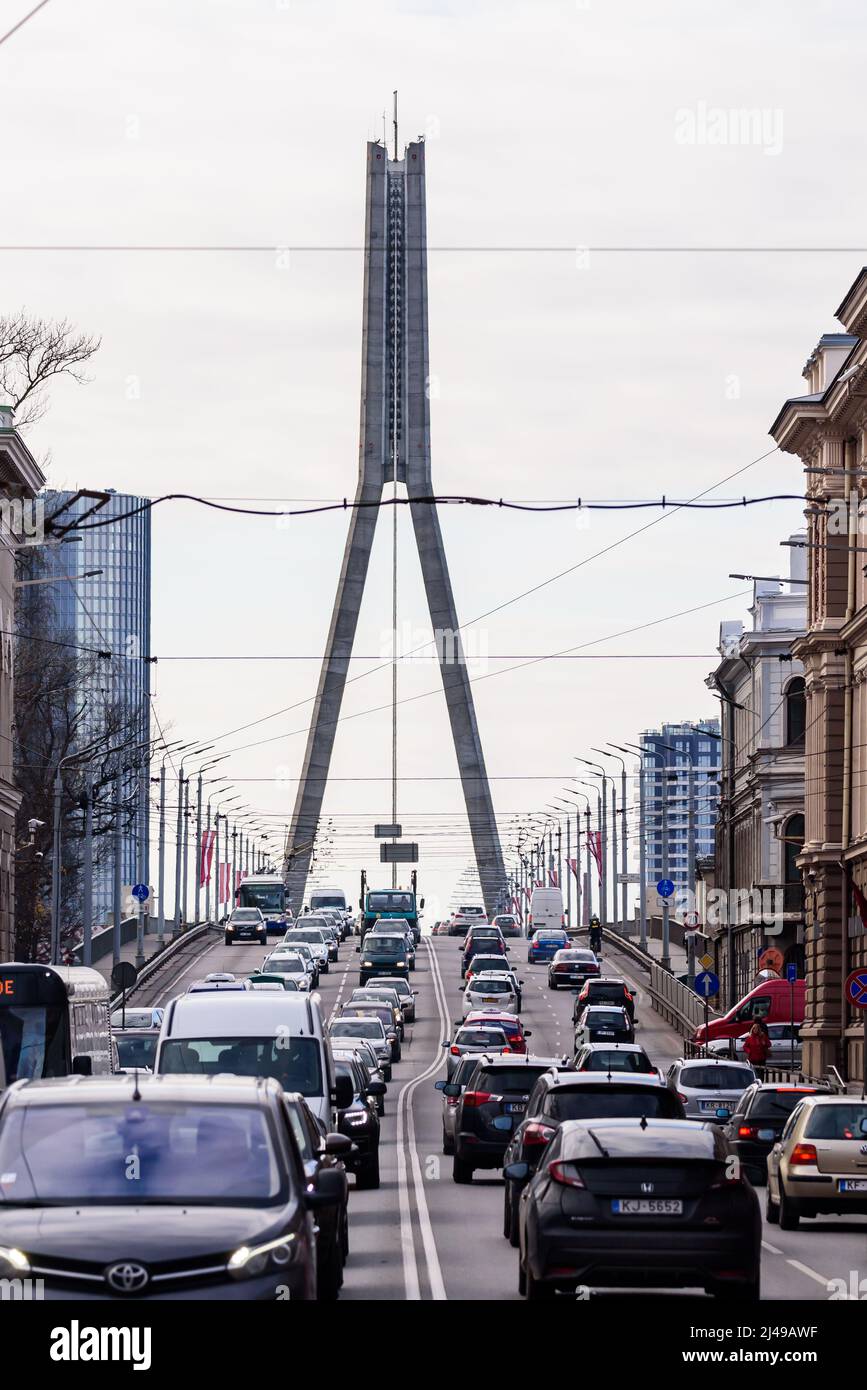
[595,925,721,1042]
[108,920,218,1005]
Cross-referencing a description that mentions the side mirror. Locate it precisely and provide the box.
[503,1161,530,1184]
[305,1167,345,1209]
[441,1040,450,1048]
[434,1079,447,1091]
[322,1131,352,1156]
[524,1030,533,1038]
[355,945,361,953]
[442,1082,461,1098]
[366,1080,387,1097]
[72,1055,92,1076]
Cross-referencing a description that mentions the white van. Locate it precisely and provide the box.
[528,887,565,934]
[154,992,349,1128]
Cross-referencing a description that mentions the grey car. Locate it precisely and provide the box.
[707,1024,802,1068]
[329,1018,393,1081]
[666,1057,756,1124]
[443,1024,510,1080]
[435,1054,481,1154]
[373,975,417,1022]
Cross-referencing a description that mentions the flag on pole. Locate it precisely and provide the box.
[200,830,216,888]
[219,863,231,906]
[548,868,559,887]
[567,857,579,881]
[588,832,602,882]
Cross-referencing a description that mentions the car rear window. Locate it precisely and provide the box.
[587,1010,628,1027]
[804,1103,867,1140]
[471,978,511,993]
[748,1089,817,1120]
[457,1030,508,1048]
[681,1065,754,1090]
[583,1051,654,1073]
[545,1089,677,1121]
[473,1067,551,1092]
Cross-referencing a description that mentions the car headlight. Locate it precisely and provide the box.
[344,1111,369,1125]
[226,926,235,933]
[227,1234,297,1279]
[0,1247,31,1276]
[363,960,373,967]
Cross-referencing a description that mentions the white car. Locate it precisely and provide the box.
[281,928,329,973]
[462,971,519,1018]
[259,951,312,991]
[706,1023,802,1067]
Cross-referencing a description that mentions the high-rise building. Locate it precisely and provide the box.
[640,719,721,891]
[40,489,152,926]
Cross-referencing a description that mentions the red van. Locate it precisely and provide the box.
[693,977,805,1047]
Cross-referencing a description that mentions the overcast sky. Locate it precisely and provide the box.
[3,0,866,920]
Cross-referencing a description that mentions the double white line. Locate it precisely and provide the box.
[396,938,449,1300]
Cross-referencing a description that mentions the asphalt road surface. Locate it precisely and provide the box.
[141,931,867,1302]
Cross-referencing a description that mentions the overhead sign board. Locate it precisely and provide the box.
[374,824,403,839]
[380,842,419,863]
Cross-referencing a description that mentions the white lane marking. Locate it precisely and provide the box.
[395,941,448,1301]
[786,1257,832,1288]
[761,1239,783,1256]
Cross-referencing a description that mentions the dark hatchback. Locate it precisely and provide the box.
[509,1118,762,1301]
[448,1056,564,1184]
[723,1083,822,1185]
[461,931,508,977]
[547,948,600,990]
[0,1073,345,1301]
[501,1072,685,1246]
[333,1056,385,1190]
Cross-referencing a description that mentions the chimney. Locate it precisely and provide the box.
[788,532,807,586]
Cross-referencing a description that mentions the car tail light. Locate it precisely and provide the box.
[790,1143,818,1166]
[677,1093,688,1103]
[738,1125,759,1139]
[522,1121,556,1147]
[461,1091,493,1108]
[548,1160,585,1189]
[450,1045,460,1056]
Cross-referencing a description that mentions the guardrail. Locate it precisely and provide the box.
[598,925,721,1042]
[109,921,217,1005]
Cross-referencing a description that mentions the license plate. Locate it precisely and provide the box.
[505,1102,526,1114]
[839,1179,867,1192]
[481,997,498,1004]
[612,1199,683,1215]
[700,1099,723,1111]
[757,1128,776,1142]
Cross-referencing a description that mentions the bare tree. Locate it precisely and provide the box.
[0,311,100,429]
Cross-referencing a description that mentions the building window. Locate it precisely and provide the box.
[785,677,806,745]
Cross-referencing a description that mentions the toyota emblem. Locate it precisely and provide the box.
[105,1261,149,1294]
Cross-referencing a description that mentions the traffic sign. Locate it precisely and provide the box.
[699,952,714,972]
[111,961,138,993]
[758,946,783,974]
[131,883,149,903]
[656,878,675,899]
[683,911,701,929]
[694,969,719,998]
[845,968,867,1010]
[786,963,798,983]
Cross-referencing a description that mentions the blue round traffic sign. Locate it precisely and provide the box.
[656,878,675,899]
[845,968,867,1010]
[694,969,719,998]
[131,883,149,902]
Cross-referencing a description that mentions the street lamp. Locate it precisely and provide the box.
[576,758,611,927]
[595,747,629,932]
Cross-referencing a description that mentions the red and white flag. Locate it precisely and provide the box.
[548,868,559,887]
[219,863,231,906]
[567,857,579,881]
[200,830,216,887]
[588,832,602,882]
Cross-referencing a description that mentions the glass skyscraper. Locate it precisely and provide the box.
[42,490,152,925]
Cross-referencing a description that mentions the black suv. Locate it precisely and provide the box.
[723,1082,822,1185]
[333,1055,385,1190]
[356,933,410,984]
[451,1055,564,1184]
[572,976,635,1023]
[501,1071,685,1246]
[460,929,508,978]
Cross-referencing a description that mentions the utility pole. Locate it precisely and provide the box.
[181,775,190,931]
[157,761,167,945]
[113,764,123,966]
[173,762,185,939]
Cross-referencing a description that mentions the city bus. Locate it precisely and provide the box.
[0,963,114,1086]
[237,873,292,936]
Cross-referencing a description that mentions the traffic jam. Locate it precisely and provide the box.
[1,879,864,1325]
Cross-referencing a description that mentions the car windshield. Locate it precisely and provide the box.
[470,979,511,993]
[368,893,414,912]
[583,1051,653,1073]
[804,1104,867,1140]
[546,1089,673,1121]
[231,910,261,923]
[496,918,516,926]
[0,1102,284,1205]
[681,1065,754,1090]
[159,1036,323,1096]
[264,958,305,974]
[377,979,410,996]
[311,897,345,909]
[342,1007,391,1027]
[330,1020,384,1041]
[114,1035,158,1069]
[241,887,284,912]
[285,931,324,945]
[365,938,405,954]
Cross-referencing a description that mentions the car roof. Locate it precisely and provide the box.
[578,1041,645,1053]
[163,991,321,1036]
[584,976,628,986]
[464,1011,522,1024]
[546,1071,667,1090]
[677,1056,754,1068]
[5,1073,284,1107]
[557,1118,725,1161]
[471,1054,563,1068]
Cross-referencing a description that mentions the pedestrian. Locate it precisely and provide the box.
[743,1021,770,1079]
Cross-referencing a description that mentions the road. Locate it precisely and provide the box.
[140,931,867,1302]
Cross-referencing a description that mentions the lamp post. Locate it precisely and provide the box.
[576,759,611,926]
[555,794,589,929]
[574,778,603,924]
[610,744,646,949]
[596,748,629,932]
[192,757,228,928]
[626,741,671,971]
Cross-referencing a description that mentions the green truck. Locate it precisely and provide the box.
[358,870,423,942]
